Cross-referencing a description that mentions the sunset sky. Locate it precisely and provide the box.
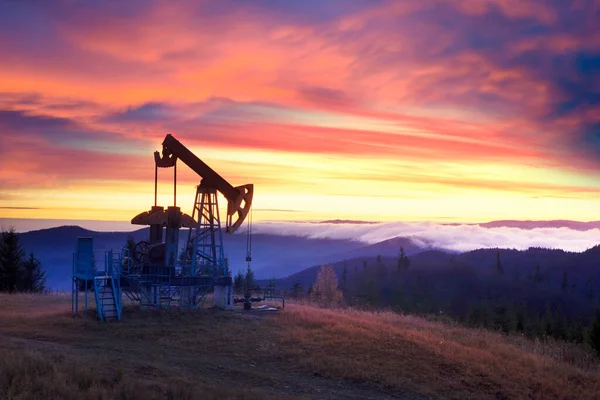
[1,0,599,223]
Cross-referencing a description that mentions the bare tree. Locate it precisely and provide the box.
[310,265,343,307]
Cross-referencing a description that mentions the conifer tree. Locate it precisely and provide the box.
[553,305,567,340]
[291,282,303,298]
[245,264,255,292]
[125,235,136,257]
[19,253,46,293]
[561,269,569,291]
[533,264,543,283]
[0,227,25,292]
[543,304,554,336]
[495,251,503,275]
[515,303,526,332]
[233,270,245,293]
[586,310,600,356]
[397,247,410,269]
[587,277,595,302]
[341,263,348,292]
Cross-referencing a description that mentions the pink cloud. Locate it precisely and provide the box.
[0,0,599,220]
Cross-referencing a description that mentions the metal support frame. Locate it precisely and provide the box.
[189,185,226,277]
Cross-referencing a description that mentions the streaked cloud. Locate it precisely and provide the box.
[0,0,599,223]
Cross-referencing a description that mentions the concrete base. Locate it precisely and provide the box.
[214,284,233,310]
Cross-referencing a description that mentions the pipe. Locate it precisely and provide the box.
[263,295,285,309]
[154,164,158,207]
[174,161,177,207]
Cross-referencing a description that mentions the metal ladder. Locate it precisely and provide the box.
[93,276,122,321]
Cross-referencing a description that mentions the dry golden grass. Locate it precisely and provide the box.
[0,293,384,400]
[277,303,600,400]
[0,293,291,400]
[0,344,241,400]
[2,293,600,399]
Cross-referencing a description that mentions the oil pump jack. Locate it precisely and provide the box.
[123,134,254,309]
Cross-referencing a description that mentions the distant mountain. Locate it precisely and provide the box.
[17,219,600,292]
[342,236,424,258]
[19,226,149,291]
[19,225,373,291]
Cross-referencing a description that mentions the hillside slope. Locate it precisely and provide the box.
[1,294,599,399]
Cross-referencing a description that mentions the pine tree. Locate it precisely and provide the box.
[543,304,554,337]
[0,227,25,293]
[397,247,410,270]
[482,302,493,329]
[553,305,567,340]
[561,269,569,291]
[515,303,526,332]
[587,277,595,302]
[291,282,303,298]
[533,264,543,283]
[491,302,509,332]
[245,264,255,292]
[507,304,518,333]
[495,251,503,275]
[364,278,379,307]
[467,304,484,327]
[586,310,600,356]
[341,264,348,292]
[233,270,245,293]
[125,235,136,257]
[19,253,46,293]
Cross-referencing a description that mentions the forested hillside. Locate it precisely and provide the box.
[272,246,600,345]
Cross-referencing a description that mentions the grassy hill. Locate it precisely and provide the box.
[1,293,599,399]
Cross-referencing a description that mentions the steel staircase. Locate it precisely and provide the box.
[93,276,122,321]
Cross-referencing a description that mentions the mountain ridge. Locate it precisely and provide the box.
[14,222,600,291]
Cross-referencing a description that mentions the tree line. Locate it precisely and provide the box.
[282,247,600,357]
[0,227,46,293]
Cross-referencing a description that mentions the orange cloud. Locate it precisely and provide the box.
[0,0,599,222]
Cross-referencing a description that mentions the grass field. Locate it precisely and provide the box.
[1,293,599,399]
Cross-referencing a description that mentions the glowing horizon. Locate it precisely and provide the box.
[1,1,599,223]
